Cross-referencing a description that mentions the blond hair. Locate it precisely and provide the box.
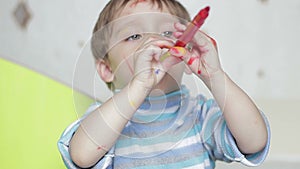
[91,0,190,60]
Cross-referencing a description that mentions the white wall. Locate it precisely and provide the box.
[1,0,299,166]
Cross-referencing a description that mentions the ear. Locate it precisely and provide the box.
[96,59,114,83]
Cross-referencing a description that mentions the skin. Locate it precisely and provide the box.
[69,1,268,168]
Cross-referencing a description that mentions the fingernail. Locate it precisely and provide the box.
[169,47,186,56]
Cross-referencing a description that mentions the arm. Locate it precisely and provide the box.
[202,71,268,154]
[170,23,268,154]
[69,39,177,168]
[69,80,148,168]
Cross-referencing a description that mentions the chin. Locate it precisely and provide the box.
[152,74,182,95]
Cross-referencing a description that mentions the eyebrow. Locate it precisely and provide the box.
[111,13,179,37]
[113,21,139,37]
[112,16,138,33]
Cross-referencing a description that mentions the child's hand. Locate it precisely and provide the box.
[132,36,181,90]
[170,22,223,82]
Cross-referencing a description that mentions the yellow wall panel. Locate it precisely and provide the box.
[0,58,93,169]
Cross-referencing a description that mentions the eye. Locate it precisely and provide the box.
[125,34,142,41]
[161,31,173,38]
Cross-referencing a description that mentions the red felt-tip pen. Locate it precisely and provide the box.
[175,6,210,47]
[160,6,210,61]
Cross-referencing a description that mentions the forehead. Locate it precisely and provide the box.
[110,1,179,34]
[119,0,170,17]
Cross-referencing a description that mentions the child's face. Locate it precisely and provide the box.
[104,0,186,92]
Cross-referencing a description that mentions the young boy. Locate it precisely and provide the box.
[58,0,270,168]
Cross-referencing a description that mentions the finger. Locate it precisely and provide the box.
[134,45,159,66]
[160,54,182,71]
[135,38,177,64]
[153,40,174,51]
[173,31,183,39]
[193,30,218,53]
[174,22,187,32]
[198,30,218,49]
[142,42,172,61]
[144,34,175,46]
[135,38,174,54]
[143,45,162,61]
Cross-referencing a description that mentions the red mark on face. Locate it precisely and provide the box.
[197,70,201,75]
[130,0,147,8]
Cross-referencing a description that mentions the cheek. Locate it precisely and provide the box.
[109,43,137,72]
[109,42,135,59]
[108,55,134,84]
[109,53,133,72]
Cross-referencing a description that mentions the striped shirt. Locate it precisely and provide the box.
[58,86,270,169]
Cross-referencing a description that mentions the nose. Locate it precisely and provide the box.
[145,33,164,41]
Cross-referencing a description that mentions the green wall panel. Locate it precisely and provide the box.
[0,58,93,168]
